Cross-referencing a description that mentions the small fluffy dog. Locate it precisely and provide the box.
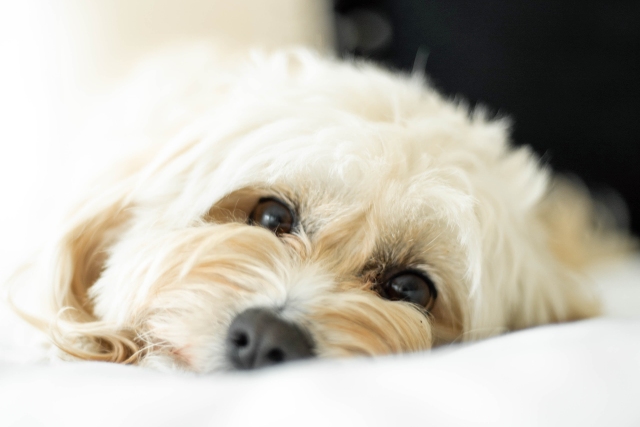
[8,47,629,372]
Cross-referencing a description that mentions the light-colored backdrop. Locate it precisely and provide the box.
[0,0,333,281]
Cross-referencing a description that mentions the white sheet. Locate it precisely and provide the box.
[1,317,639,427]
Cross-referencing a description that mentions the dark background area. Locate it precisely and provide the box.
[334,0,640,234]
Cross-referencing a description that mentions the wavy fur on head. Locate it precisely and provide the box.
[9,47,628,371]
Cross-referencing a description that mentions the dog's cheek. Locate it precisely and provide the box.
[307,291,433,358]
[102,224,293,371]
[136,284,281,372]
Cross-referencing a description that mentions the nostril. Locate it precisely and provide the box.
[232,332,249,348]
[266,348,285,364]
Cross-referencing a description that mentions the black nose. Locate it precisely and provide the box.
[226,308,314,370]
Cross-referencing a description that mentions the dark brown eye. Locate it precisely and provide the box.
[377,271,437,310]
[249,198,295,235]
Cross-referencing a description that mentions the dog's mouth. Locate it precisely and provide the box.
[225,308,315,370]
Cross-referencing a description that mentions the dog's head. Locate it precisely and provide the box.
[40,49,599,371]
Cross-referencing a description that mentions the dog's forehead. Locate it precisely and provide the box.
[241,123,474,211]
[168,55,509,229]
[191,104,481,231]
[218,117,467,198]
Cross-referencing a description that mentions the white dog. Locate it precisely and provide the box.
[5,47,630,372]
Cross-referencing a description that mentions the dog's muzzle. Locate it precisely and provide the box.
[226,308,314,370]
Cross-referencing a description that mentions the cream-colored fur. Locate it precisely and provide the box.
[7,46,625,372]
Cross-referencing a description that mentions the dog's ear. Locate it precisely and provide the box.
[510,177,636,328]
[538,176,636,270]
[40,175,141,363]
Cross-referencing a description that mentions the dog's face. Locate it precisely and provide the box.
[43,50,598,372]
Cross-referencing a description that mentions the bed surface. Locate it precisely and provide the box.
[2,317,640,427]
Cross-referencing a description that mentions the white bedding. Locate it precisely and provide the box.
[2,317,639,427]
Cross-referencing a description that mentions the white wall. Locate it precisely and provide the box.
[0,0,333,281]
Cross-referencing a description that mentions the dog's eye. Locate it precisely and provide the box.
[377,271,437,309]
[249,198,295,235]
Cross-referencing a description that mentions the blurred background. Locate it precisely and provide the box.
[0,0,638,279]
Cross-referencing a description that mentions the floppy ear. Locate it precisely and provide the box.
[514,176,636,327]
[41,177,141,363]
[538,176,635,270]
